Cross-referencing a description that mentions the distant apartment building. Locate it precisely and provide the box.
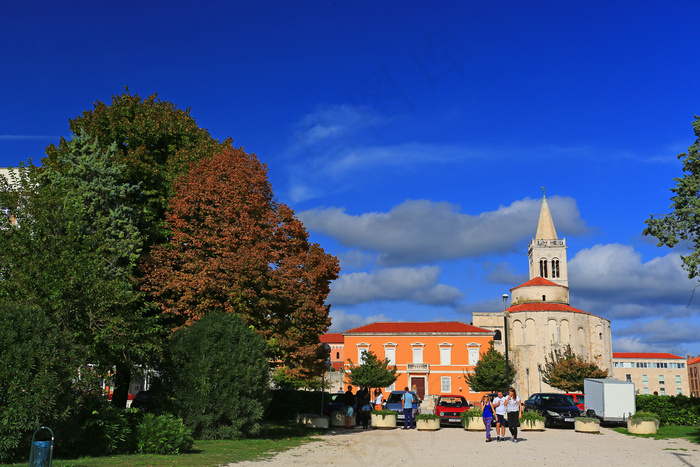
[688,355,700,397]
[612,352,689,395]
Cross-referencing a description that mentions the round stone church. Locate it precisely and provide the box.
[472,195,613,397]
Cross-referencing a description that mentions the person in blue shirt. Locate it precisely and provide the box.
[481,394,495,442]
[401,387,415,429]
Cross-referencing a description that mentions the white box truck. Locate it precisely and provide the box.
[584,378,636,423]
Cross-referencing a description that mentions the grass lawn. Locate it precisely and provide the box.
[5,423,325,467]
[613,425,700,444]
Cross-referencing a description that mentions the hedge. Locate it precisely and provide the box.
[264,390,332,421]
[635,395,700,426]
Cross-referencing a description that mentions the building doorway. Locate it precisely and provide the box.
[411,377,426,400]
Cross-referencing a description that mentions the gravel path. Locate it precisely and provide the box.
[231,426,699,466]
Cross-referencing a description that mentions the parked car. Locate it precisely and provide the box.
[323,392,347,417]
[130,390,151,412]
[434,395,471,425]
[565,393,585,412]
[523,393,582,427]
[385,390,420,421]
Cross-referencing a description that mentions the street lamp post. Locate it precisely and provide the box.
[503,294,509,389]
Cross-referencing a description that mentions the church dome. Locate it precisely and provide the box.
[510,277,569,305]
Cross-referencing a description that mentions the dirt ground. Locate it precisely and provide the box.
[231,425,700,466]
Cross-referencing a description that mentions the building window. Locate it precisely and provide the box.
[613,362,619,368]
[681,363,686,369]
[642,375,648,385]
[386,382,395,392]
[411,344,424,364]
[336,351,339,360]
[539,259,548,278]
[677,387,683,395]
[439,345,452,366]
[494,330,502,341]
[552,259,560,278]
[643,387,649,395]
[467,344,481,366]
[676,375,682,385]
[659,375,665,385]
[660,387,666,396]
[626,374,632,382]
[441,377,451,393]
[357,343,370,364]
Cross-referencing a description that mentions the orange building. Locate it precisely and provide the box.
[320,332,345,370]
[688,355,700,396]
[342,322,494,403]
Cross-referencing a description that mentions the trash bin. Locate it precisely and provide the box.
[29,427,53,467]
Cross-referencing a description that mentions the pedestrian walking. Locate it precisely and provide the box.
[401,387,414,429]
[492,390,507,441]
[504,387,522,443]
[481,394,495,442]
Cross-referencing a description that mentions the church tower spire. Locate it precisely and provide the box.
[528,191,569,289]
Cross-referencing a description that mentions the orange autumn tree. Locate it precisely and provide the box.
[142,147,340,383]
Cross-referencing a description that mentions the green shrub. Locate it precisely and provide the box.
[629,411,660,429]
[574,416,600,424]
[137,413,193,454]
[162,312,271,439]
[521,411,546,422]
[461,408,483,428]
[0,303,81,462]
[416,413,439,420]
[635,395,700,426]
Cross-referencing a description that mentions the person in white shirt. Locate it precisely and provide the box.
[492,390,508,441]
[374,388,383,410]
[504,387,523,443]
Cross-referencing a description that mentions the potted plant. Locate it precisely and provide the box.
[461,407,484,431]
[416,413,440,431]
[574,416,600,433]
[520,411,546,431]
[627,411,660,435]
[371,409,397,429]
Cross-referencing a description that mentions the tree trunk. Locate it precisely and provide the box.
[111,361,131,408]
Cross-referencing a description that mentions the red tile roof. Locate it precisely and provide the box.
[688,356,700,365]
[613,352,684,360]
[344,322,493,334]
[320,333,344,343]
[507,302,590,315]
[511,277,567,290]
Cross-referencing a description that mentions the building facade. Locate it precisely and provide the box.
[688,356,700,397]
[612,352,689,395]
[319,332,345,393]
[342,322,493,404]
[473,195,613,399]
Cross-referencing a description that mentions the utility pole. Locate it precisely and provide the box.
[503,294,509,389]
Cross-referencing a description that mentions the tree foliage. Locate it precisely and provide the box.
[142,147,340,380]
[0,302,80,462]
[0,134,156,370]
[465,342,516,392]
[541,344,608,392]
[347,351,398,389]
[644,116,700,279]
[161,312,271,439]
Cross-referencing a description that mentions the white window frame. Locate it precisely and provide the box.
[466,343,481,366]
[356,343,370,364]
[441,376,451,393]
[386,382,395,392]
[439,343,453,366]
[383,342,397,366]
[411,343,425,364]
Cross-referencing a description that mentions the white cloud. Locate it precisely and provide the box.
[328,309,391,333]
[483,261,529,285]
[327,266,464,306]
[612,319,700,355]
[337,250,376,271]
[568,244,699,319]
[299,196,588,265]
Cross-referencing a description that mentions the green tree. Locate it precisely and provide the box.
[0,134,156,393]
[541,344,608,392]
[465,342,516,392]
[161,311,270,439]
[644,116,700,279]
[142,147,340,382]
[347,351,398,389]
[0,302,80,462]
[43,90,227,406]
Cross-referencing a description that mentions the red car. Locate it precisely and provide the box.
[565,393,585,412]
[434,395,471,425]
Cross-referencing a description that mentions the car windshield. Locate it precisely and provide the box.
[438,397,468,408]
[541,395,575,406]
[387,392,415,403]
[576,395,585,405]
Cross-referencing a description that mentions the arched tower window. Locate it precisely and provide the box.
[539,259,548,278]
[552,259,560,278]
[494,330,502,341]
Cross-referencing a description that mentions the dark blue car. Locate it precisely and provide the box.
[385,391,420,421]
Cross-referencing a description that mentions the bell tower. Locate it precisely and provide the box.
[527,190,568,288]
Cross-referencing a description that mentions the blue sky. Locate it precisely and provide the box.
[2,1,700,355]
